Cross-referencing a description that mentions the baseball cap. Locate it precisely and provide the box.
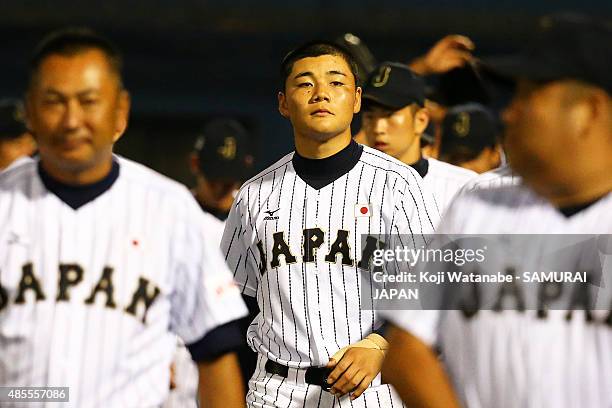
[482,14,612,94]
[440,103,499,154]
[426,64,492,106]
[363,62,426,109]
[332,33,378,86]
[0,99,27,140]
[194,118,254,181]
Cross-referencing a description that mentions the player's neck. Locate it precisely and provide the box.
[398,136,422,165]
[533,170,612,208]
[194,185,234,215]
[39,157,114,186]
[294,130,352,159]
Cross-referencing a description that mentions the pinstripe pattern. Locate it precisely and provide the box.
[423,158,476,216]
[222,146,438,406]
[0,157,247,408]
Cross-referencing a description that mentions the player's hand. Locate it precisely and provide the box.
[326,346,385,400]
[409,34,475,75]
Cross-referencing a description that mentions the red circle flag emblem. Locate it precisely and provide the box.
[355,203,372,218]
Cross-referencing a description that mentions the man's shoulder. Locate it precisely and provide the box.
[462,165,521,192]
[0,158,38,191]
[426,158,477,182]
[359,145,424,186]
[235,151,295,197]
[454,182,535,214]
[117,156,191,197]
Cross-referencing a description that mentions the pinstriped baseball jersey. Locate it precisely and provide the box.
[460,164,520,192]
[0,156,247,408]
[221,141,439,371]
[422,157,476,215]
[386,184,612,408]
[164,215,226,408]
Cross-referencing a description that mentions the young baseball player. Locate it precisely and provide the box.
[382,15,612,408]
[438,103,502,174]
[221,41,440,407]
[0,28,248,407]
[361,63,477,215]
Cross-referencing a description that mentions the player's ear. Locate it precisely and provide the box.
[353,86,362,114]
[413,105,430,136]
[278,91,289,118]
[569,87,605,142]
[113,90,131,143]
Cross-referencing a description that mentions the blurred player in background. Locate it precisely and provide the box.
[383,14,612,408]
[438,103,502,173]
[0,27,247,407]
[362,62,476,214]
[165,117,257,407]
[190,117,254,220]
[0,99,36,171]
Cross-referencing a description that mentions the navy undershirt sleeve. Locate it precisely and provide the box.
[186,319,245,362]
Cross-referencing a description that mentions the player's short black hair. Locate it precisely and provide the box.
[279,41,360,91]
[28,27,124,89]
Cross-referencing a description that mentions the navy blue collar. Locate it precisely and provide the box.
[38,160,120,210]
[292,139,363,190]
[409,156,429,178]
[558,195,605,218]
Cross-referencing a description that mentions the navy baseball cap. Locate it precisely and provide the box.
[0,99,27,140]
[363,62,426,109]
[482,14,612,94]
[194,118,254,181]
[440,103,499,154]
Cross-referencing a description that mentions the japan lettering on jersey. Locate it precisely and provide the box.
[221,145,439,370]
[0,157,247,407]
[385,183,612,408]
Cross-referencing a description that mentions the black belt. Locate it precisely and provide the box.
[265,359,333,391]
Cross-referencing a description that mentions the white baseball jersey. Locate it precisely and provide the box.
[0,155,33,174]
[221,141,439,406]
[460,164,520,192]
[423,157,476,215]
[387,183,612,408]
[164,213,226,408]
[0,156,247,408]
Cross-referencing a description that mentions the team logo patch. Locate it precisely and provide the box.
[354,204,371,218]
[264,208,280,221]
[217,136,237,160]
[453,112,470,137]
[371,65,391,88]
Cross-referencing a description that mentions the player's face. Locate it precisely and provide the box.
[278,54,361,141]
[26,49,129,175]
[502,80,573,179]
[363,105,428,161]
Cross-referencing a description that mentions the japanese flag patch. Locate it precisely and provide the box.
[354,203,372,218]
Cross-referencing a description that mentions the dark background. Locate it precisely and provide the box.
[2,1,610,185]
